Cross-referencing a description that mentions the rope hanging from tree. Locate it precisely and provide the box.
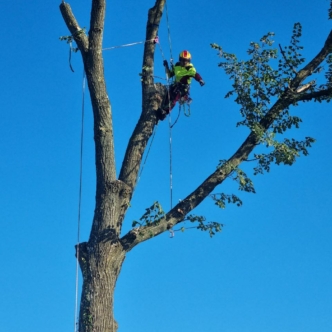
[73,70,86,332]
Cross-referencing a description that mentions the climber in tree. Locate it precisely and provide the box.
[156,50,205,121]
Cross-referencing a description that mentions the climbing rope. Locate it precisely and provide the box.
[164,0,176,225]
[165,0,174,63]
[68,42,75,72]
[157,0,175,215]
[102,37,158,51]
[74,71,86,332]
[168,114,173,209]
[169,103,182,129]
[137,125,158,183]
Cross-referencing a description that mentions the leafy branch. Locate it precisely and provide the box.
[132,201,165,228]
[210,193,243,209]
[217,160,256,193]
[253,136,315,174]
[177,215,223,238]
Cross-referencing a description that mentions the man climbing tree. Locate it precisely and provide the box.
[60,0,332,331]
[157,50,205,121]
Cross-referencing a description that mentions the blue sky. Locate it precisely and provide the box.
[1,0,331,331]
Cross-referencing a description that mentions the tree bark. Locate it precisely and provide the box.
[60,1,167,331]
[77,242,125,332]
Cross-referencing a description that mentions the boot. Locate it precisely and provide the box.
[156,108,168,121]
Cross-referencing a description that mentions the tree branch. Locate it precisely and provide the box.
[121,92,297,251]
[279,43,298,74]
[121,29,332,251]
[59,2,89,57]
[88,0,106,53]
[290,29,332,89]
[295,87,332,102]
[84,0,117,195]
[61,1,118,239]
[118,0,166,210]
[120,128,262,252]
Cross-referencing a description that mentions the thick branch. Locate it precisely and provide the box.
[121,94,294,251]
[118,1,166,201]
[295,87,332,102]
[290,29,332,89]
[85,0,116,195]
[88,0,106,53]
[121,28,332,251]
[61,2,117,239]
[59,2,89,57]
[142,0,166,85]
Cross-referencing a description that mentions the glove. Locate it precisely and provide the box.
[163,60,169,68]
[199,80,205,86]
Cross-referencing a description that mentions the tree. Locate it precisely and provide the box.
[59,1,332,331]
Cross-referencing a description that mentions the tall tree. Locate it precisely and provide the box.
[60,1,332,331]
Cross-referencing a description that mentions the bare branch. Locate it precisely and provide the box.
[296,81,315,93]
[88,0,106,53]
[142,0,166,85]
[295,87,332,102]
[60,1,117,238]
[59,2,89,57]
[118,1,166,199]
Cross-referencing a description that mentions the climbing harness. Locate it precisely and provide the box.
[169,99,191,129]
[180,97,191,117]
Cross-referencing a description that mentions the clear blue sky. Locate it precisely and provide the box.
[1,1,331,331]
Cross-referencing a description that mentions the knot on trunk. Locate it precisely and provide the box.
[107,179,123,193]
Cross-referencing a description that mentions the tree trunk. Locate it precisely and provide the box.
[60,2,167,331]
[78,242,126,332]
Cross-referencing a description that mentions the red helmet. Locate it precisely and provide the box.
[179,50,191,62]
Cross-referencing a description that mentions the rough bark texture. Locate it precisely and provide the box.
[60,1,167,331]
[60,0,332,330]
[77,242,125,332]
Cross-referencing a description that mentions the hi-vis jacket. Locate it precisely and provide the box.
[167,62,203,85]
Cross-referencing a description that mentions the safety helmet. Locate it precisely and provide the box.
[179,50,191,62]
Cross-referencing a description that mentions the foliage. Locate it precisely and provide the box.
[132,201,165,228]
[59,28,86,52]
[181,214,223,238]
[210,193,243,209]
[217,160,256,193]
[211,23,332,182]
[323,54,332,88]
[278,23,305,79]
[253,136,316,174]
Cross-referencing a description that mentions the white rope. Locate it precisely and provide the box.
[74,71,86,332]
[165,0,174,63]
[102,38,157,51]
[168,114,173,209]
